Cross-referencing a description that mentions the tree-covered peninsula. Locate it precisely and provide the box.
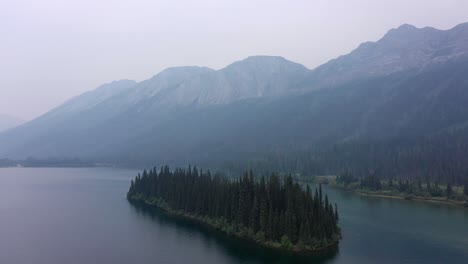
[127,166,341,252]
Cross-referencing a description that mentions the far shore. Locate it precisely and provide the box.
[353,190,468,208]
[311,175,468,209]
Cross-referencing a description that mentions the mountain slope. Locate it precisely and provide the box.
[0,23,468,169]
[159,56,311,106]
[304,22,468,89]
[0,56,311,159]
[48,79,137,116]
[110,57,468,166]
[0,114,23,133]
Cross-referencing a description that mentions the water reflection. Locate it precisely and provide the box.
[129,201,339,264]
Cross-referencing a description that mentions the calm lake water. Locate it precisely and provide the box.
[0,167,467,264]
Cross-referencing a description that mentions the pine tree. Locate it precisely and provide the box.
[249,197,259,232]
[259,197,268,232]
[417,179,422,190]
[334,203,339,222]
[319,184,323,209]
[446,183,453,199]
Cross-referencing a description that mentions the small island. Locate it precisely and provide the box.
[127,166,341,253]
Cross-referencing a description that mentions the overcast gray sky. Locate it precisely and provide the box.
[1,0,468,120]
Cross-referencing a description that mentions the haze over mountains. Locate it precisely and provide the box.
[1,22,468,168]
[0,114,23,133]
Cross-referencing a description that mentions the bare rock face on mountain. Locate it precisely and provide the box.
[113,66,215,106]
[306,22,468,88]
[158,56,311,106]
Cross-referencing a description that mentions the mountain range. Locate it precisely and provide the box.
[1,22,468,170]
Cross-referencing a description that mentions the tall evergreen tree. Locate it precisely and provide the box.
[446,183,453,198]
[334,203,339,222]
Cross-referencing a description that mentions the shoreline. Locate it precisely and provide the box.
[331,185,468,209]
[356,190,468,208]
[128,196,340,255]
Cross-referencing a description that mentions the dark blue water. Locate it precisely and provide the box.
[0,168,467,264]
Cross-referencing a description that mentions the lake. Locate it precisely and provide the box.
[0,167,467,264]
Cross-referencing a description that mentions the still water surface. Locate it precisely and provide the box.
[0,168,467,264]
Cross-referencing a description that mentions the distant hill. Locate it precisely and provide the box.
[1,22,468,177]
[0,114,23,133]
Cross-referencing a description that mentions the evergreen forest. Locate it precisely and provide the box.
[127,166,341,250]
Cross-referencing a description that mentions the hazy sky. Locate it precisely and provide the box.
[1,0,468,120]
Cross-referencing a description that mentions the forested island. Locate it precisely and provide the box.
[127,166,341,253]
[332,172,468,207]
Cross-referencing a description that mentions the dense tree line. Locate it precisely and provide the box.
[223,134,468,187]
[127,166,340,249]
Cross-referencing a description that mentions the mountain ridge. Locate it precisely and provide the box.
[305,22,468,89]
[1,22,468,167]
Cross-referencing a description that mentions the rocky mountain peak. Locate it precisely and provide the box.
[305,22,468,89]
